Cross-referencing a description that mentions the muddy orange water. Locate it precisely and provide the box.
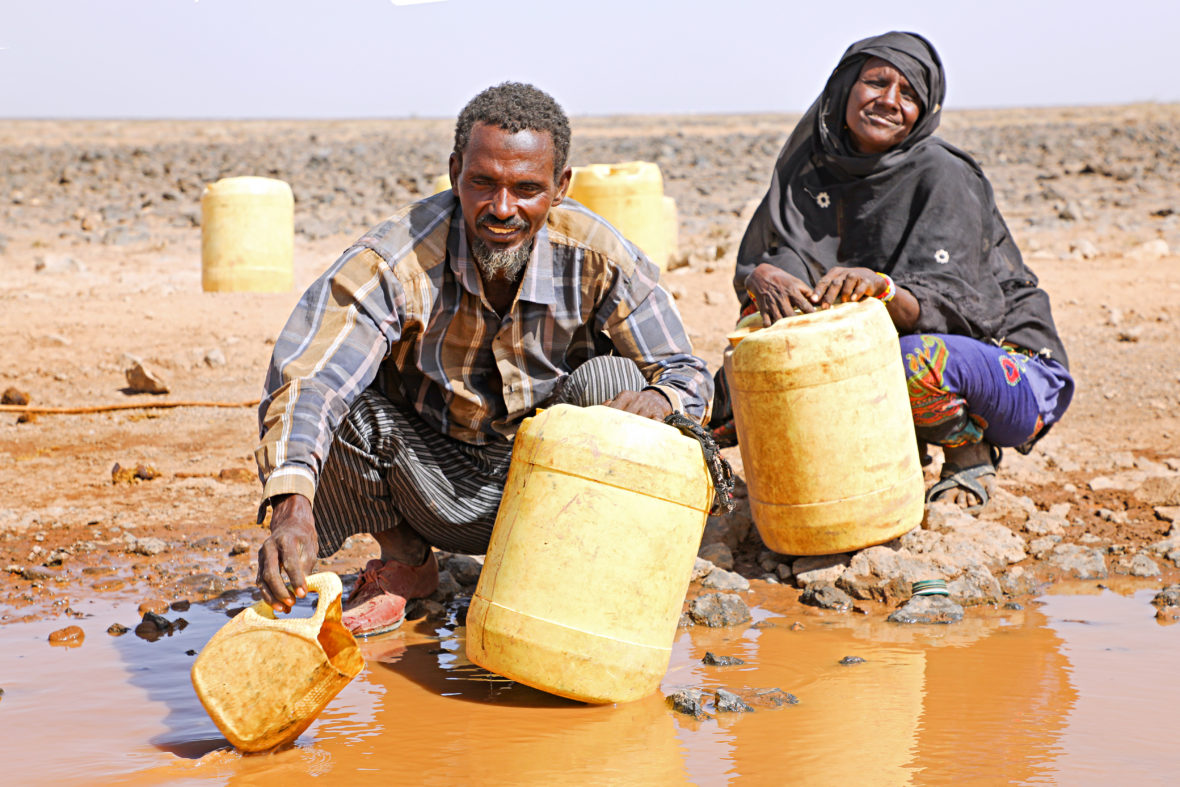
[1,583,1176,785]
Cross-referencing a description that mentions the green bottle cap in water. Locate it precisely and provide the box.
[912,579,949,596]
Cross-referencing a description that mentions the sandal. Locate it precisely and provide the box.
[925,444,1002,514]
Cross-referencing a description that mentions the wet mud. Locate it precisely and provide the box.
[1,583,1176,784]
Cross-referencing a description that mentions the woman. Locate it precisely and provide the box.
[716,31,1073,512]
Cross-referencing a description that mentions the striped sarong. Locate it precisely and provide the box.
[313,356,646,557]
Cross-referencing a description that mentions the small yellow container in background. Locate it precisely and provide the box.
[201,176,294,293]
[567,161,672,270]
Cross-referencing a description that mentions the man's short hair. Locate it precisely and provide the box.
[453,82,571,181]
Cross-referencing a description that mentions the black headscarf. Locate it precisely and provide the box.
[734,31,1068,367]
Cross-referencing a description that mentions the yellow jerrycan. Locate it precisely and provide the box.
[466,404,713,704]
[567,161,672,270]
[724,299,923,556]
[191,572,364,752]
[200,175,294,293]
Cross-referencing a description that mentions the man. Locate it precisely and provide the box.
[254,82,712,636]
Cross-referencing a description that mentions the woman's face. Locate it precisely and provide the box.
[844,56,921,154]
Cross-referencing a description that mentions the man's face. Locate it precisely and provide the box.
[449,122,571,279]
[844,56,921,155]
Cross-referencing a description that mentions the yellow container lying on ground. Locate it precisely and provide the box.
[191,572,363,752]
[466,404,713,704]
[200,175,294,293]
[567,161,673,270]
[724,299,923,556]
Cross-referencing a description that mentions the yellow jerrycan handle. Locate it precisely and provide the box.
[238,570,343,633]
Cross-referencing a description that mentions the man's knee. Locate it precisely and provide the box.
[552,356,646,407]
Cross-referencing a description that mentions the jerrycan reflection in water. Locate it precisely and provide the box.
[191,572,364,752]
[724,299,924,556]
[467,404,713,704]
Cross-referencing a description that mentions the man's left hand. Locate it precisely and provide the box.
[603,389,673,421]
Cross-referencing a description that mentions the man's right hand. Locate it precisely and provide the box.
[745,263,816,326]
[256,493,318,613]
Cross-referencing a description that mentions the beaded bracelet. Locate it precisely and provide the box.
[875,272,897,303]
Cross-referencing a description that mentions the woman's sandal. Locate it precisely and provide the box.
[924,444,1003,514]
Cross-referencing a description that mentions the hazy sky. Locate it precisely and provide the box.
[3,0,1177,118]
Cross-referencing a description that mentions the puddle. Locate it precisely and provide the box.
[1,585,1177,784]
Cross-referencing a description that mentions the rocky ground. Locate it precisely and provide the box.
[2,105,1180,635]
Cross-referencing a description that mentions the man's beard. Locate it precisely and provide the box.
[471,235,533,279]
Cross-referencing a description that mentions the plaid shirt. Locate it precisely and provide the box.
[256,191,712,508]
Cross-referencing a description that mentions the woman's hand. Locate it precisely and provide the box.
[745,263,817,326]
[810,266,886,308]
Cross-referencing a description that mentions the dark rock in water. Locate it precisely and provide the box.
[135,611,174,641]
[1151,584,1180,609]
[678,611,693,628]
[106,623,129,636]
[186,649,197,656]
[839,656,866,666]
[431,570,462,602]
[443,554,483,587]
[747,688,799,709]
[667,688,711,720]
[224,606,247,618]
[888,594,964,624]
[715,688,754,713]
[702,651,745,666]
[688,593,751,627]
[799,582,853,612]
[406,597,446,621]
[170,599,191,612]
[1004,602,1024,611]
[176,572,232,597]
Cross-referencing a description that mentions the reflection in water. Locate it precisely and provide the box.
[1,585,1177,783]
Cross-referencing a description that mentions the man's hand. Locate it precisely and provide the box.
[603,389,673,421]
[745,263,816,326]
[810,266,884,308]
[256,493,318,613]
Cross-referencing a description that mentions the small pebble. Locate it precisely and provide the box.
[48,625,85,647]
[107,623,129,636]
[839,656,866,666]
[702,651,746,666]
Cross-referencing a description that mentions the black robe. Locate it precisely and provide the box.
[733,31,1068,367]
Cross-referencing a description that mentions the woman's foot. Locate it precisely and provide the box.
[926,442,999,513]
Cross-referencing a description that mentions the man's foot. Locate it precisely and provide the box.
[925,442,1001,513]
[342,551,439,637]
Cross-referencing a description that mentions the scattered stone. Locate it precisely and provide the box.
[714,688,754,713]
[125,534,167,556]
[34,254,86,274]
[203,348,227,367]
[170,600,191,612]
[688,593,751,627]
[124,361,170,394]
[1004,601,1024,610]
[1154,506,1180,523]
[702,651,745,666]
[405,598,446,621]
[1025,510,1067,536]
[691,556,715,582]
[793,554,851,587]
[666,688,711,720]
[1150,585,1180,609]
[17,565,58,581]
[701,566,750,591]
[107,623,129,636]
[946,565,1002,606]
[176,572,232,596]
[443,554,483,587]
[138,599,169,616]
[1135,476,1180,507]
[218,468,255,484]
[887,594,964,624]
[430,570,462,602]
[135,611,175,641]
[799,582,853,611]
[1,387,30,406]
[229,540,250,556]
[92,579,125,592]
[1029,535,1063,558]
[697,541,734,571]
[1122,554,1161,577]
[112,463,161,484]
[746,688,799,709]
[1047,544,1108,579]
[48,625,85,647]
[839,656,866,666]
[1126,238,1169,260]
